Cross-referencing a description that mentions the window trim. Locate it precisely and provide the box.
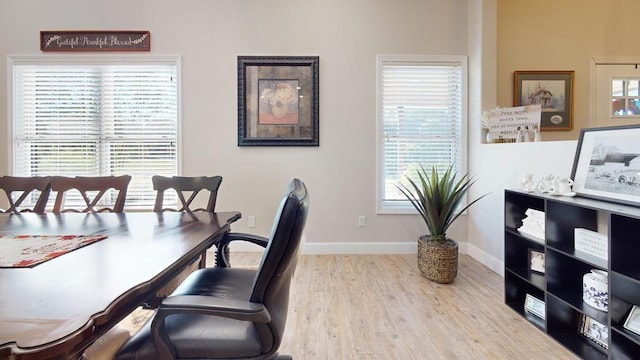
[7,55,182,210]
[375,55,468,214]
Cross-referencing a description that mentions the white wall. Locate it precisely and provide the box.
[0,0,469,253]
[467,141,577,274]
[0,0,582,275]
[465,0,579,274]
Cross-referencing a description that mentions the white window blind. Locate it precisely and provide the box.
[377,56,467,213]
[12,60,178,208]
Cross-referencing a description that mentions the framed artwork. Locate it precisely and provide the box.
[623,305,640,336]
[570,124,640,206]
[237,56,319,146]
[513,70,574,131]
[579,315,609,350]
[529,249,545,274]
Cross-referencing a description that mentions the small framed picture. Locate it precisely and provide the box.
[579,315,609,350]
[529,249,545,274]
[513,70,574,131]
[623,305,640,336]
[524,294,545,319]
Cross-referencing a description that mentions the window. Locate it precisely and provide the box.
[10,56,179,209]
[612,78,640,116]
[376,55,467,213]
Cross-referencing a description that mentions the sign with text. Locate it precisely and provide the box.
[488,104,541,141]
[40,31,150,52]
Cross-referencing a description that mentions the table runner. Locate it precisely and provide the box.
[0,234,107,268]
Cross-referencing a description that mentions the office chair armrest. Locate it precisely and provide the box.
[159,294,271,322]
[225,232,269,247]
[215,232,269,268]
[150,295,271,359]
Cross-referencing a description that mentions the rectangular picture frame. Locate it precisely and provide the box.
[524,293,545,319]
[237,56,319,146]
[513,70,574,131]
[623,304,640,336]
[40,31,150,52]
[579,315,609,350]
[529,248,545,274]
[574,228,608,261]
[570,124,640,206]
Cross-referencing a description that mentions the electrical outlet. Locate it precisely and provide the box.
[358,216,366,227]
[248,216,256,228]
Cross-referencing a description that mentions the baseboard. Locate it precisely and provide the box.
[301,241,417,255]
[225,241,417,254]
[465,242,504,276]
[224,240,504,276]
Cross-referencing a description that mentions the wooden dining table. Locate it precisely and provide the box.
[0,211,241,360]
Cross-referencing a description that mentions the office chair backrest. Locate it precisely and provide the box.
[50,175,132,213]
[0,176,51,214]
[152,175,223,213]
[250,178,309,353]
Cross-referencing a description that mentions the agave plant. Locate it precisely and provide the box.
[397,164,487,243]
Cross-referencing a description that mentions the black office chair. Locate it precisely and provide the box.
[115,178,309,360]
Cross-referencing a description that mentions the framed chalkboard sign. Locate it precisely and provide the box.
[40,31,150,52]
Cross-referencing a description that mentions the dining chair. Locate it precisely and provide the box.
[115,178,309,360]
[50,175,132,213]
[152,175,223,213]
[0,176,51,214]
[144,175,224,309]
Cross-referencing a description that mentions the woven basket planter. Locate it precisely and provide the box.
[417,235,458,284]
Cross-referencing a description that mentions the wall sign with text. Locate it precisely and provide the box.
[40,31,151,52]
[488,104,541,142]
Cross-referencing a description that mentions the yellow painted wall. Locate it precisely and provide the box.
[498,0,640,140]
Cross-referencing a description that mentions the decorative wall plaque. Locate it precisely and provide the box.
[40,31,150,52]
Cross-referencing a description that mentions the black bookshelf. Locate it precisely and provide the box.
[504,189,640,359]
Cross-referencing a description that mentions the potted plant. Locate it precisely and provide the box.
[397,164,487,284]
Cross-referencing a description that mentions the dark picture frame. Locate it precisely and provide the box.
[237,56,319,146]
[513,70,574,131]
[570,124,640,206]
[529,248,545,274]
[579,315,609,350]
[40,31,150,52]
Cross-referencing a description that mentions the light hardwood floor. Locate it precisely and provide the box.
[119,253,578,360]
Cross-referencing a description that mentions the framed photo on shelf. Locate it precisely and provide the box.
[528,249,545,274]
[579,315,609,350]
[237,56,319,146]
[623,305,640,336]
[524,294,545,319]
[513,70,574,131]
[570,124,640,206]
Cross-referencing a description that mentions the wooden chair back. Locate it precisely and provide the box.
[152,175,223,213]
[0,176,51,214]
[50,175,132,213]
